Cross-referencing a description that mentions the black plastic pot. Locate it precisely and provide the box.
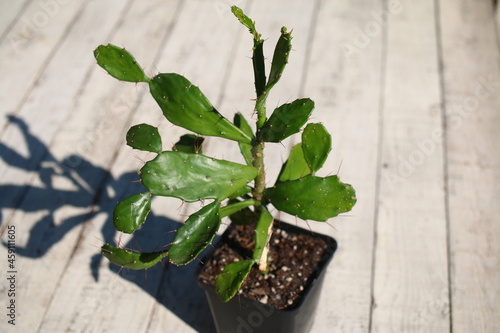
[197,222,338,333]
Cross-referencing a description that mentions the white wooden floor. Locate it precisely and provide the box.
[0,0,499,332]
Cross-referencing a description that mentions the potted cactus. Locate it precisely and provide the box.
[95,6,356,333]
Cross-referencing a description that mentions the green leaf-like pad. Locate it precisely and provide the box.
[126,124,162,153]
[227,185,252,200]
[173,134,204,154]
[261,98,314,142]
[216,260,254,302]
[302,123,332,174]
[234,113,254,166]
[113,192,152,234]
[149,73,252,144]
[94,44,149,83]
[231,6,266,96]
[265,175,356,221]
[231,6,261,41]
[140,151,258,202]
[168,201,221,265]
[265,27,292,92]
[277,143,311,183]
[101,244,167,269]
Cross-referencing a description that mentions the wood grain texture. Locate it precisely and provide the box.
[34,1,184,332]
[372,0,449,332]
[497,3,500,46]
[302,0,382,331]
[0,1,133,332]
[0,0,30,39]
[0,0,86,130]
[439,0,500,332]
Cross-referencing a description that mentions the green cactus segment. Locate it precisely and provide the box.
[101,244,167,270]
[216,259,254,302]
[265,175,357,221]
[252,206,273,263]
[252,40,266,97]
[220,198,256,218]
[277,143,311,183]
[231,6,266,96]
[149,73,252,144]
[261,98,315,142]
[302,123,332,174]
[234,113,254,165]
[140,151,258,202]
[231,6,261,41]
[94,44,149,83]
[126,124,162,153]
[227,185,252,200]
[113,192,152,234]
[173,134,204,154]
[265,27,292,92]
[168,201,221,265]
[233,113,254,138]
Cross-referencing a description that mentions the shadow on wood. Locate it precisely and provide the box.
[0,115,215,332]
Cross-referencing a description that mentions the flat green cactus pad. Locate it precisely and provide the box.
[140,151,258,202]
[265,27,292,93]
[173,134,204,154]
[277,143,311,183]
[265,175,356,221]
[261,98,314,142]
[101,244,167,270]
[233,113,254,166]
[302,123,332,174]
[113,192,152,234]
[168,201,221,265]
[94,44,149,83]
[126,124,162,153]
[149,73,252,144]
[216,259,254,302]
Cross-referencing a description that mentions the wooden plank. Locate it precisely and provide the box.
[0,0,89,228]
[32,1,183,332]
[0,0,30,38]
[0,0,85,130]
[497,3,500,45]
[0,1,134,332]
[371,1,449,332]
[300,0,383,331]
[438,0,500,331]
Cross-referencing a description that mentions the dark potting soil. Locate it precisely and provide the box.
[197,222,329,310]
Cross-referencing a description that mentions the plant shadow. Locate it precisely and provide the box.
[0,115,215,333]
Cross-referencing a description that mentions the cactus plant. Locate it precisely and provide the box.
[95,6,356,303]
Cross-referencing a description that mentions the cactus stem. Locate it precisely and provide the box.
[251,141,266,202]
